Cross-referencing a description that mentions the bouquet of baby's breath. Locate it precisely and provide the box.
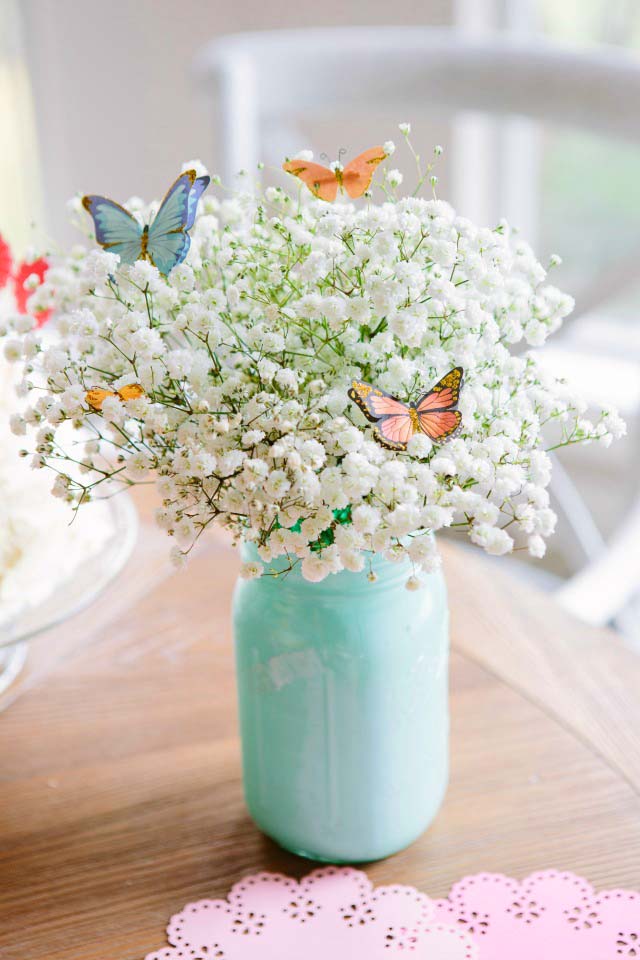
[1,131,625,587]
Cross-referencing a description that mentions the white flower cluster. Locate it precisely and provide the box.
[2,143,625,586]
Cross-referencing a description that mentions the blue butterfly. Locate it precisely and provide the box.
[82,170,210,276]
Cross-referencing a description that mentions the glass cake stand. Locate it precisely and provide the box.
[0,492,138,704]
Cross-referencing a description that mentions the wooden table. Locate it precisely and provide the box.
[1,489,639,959]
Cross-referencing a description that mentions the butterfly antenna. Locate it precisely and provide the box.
[338,147,347,161]
[319,152,330,162]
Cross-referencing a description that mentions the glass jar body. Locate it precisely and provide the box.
[232,543,449,862]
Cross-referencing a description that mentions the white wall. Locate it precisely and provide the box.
[21,0,451,246]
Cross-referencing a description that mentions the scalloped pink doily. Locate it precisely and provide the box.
[433,870,640,958]
[145,868,640,960]
[145,867,475,959]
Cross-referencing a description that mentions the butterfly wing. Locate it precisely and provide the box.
[348,380,405,421]
[415,367,464,444]
[85,387,114,410]
[150,171,196,234]
[282,159,339,202]
[348,380,415,450]
[147,170,196,274]
[148,231,191,277]
[415,367,464,412]
[116,383,145,402]
[341,146,387,199]
[185,175,210,230]
[82,196,143,265]
[373,416,415,450]
[417,408,462,443]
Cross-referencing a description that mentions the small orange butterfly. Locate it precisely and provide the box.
[348,368,464,451]
[85,383,145,410]
[282,147,387,202]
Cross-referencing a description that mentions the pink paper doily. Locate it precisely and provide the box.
[145,868,640,960]
[433,870,640,958]
[145,866,476,959]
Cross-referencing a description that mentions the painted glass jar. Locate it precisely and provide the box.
[233,541,449,862]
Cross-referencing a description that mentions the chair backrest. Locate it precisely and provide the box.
[195,27,640,180]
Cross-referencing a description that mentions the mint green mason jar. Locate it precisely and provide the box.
[232,541,449,863]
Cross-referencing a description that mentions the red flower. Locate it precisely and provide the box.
[0,234,12,289]
[13,256,52,326]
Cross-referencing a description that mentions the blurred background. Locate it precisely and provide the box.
[1,0,639,640]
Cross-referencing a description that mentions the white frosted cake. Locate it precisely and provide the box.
[0,347,114,628]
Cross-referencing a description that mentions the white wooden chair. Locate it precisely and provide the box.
[194,27,640,635]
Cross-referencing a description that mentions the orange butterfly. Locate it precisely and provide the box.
[85,383,145,410]
[282,147,387,202]
[348,368,464,451]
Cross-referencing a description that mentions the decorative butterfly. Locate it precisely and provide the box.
[82,170,210,276]
[282,147,386,202]
[348,367,464,451]
[85,383,145,410]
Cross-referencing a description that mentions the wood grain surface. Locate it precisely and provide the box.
[1,488,639,959]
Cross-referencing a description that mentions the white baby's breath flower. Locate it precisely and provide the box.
[100,395,126,425]
[301,545,341,582]
[3,340,22,363]
[602,408,626,440]
[430,455,457,476]
[128,259,161,290]
[528,534,546,558]
[406,434,432,458]
[12,314,36,334]
[51,474,70,499]
[240,560,264,580]
[84,249,119,282]
[265,469,290,498]
[300,555,330,582]
[470,523,513,556]
[170,263,195,291]
[170,546,188,569]
[9,413,26,436]
[128,451,152,478]
[181,158,209,178]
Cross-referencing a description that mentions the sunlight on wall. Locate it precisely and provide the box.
[0,0,44,256]
[542,0,640,47]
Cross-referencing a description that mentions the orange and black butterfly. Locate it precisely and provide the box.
[85,383,145,410]
[348,367,464,451]
[282,147,387,202]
